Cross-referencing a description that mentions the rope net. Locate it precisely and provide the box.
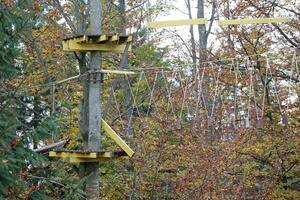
[103,52,299,141]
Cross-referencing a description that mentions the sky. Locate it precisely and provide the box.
[148,0,220,54]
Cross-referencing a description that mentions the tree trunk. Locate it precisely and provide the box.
[186,0,197,64]
[197,0,207,62]
[81,0,102,199]
[118,0,133,137]
[197,0,212,121]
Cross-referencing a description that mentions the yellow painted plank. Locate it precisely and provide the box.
[126,36,133,42]
[147,18,208,28]
[49,151,57,157]
[49,151,126,163]
[71,35,88,43]
[50,152,70,158]
[49,151,97,158]
[69,158,99,163]
[101,119,135,157]
[69,156,124,163]
[110,35,119,42]
[101,69,135,75]
[218,17,291,26]
[97,35,108,42]
[69,158,108,163]
[63,40,131,53]
[100,151,118,158]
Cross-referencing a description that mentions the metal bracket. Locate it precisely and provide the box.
[88,70,102,83]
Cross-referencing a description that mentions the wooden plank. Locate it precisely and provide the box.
[49,150,127,163]
[218,17,291,26]
[72,35,88,43]
[69,156,123,163]
[97,35,108,43]
[63,40,131,53]
[49,151,57,157]
[126,36,133,42]
[101,69,135,75]
[118,35,133,43]
[101,119,135,157]
[109,35,119,42]
[99,151,119,158]
[69,158,100,163]
[49,151,97,158]
[147,18,208,28]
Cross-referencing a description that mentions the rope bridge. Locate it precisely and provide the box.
[103,52,299,139]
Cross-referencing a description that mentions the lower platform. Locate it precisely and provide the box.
[49,149,127,163]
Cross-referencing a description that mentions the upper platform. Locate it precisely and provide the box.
[63,34,132,53]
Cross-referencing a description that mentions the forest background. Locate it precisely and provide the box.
[0,0,299,199]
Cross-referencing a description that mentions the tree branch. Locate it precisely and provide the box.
[206,1,217,40]
[53,0,76,33]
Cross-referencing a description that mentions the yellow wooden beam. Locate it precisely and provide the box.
[126,36,133,42]
[63,40,131,53]
[69,152,121,163]
[49,151,97,158]
[49,150,126,159]
[49,151,127,163]
[97,35,108,43]
[101,119,135,157]
[109,35,119,42]
[101,69,135,75]
[69,158,101,163]
[147,18,208,28]
[71,35,88,43]
[69,156,124,163]
[218,17,291,26]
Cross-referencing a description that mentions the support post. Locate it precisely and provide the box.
[84,0,102,199]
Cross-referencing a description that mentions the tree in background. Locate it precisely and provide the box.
[0,1,86,199]
[0,0,299,199]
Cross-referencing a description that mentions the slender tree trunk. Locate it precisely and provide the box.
[186,0,200,132]
[197,0,207,62]
[75,0,88,148]
[197,0,212,121]
[186,0,197,64]
[27,30,55,116]
[118,0,133,137]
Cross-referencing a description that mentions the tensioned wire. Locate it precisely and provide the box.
[128,50,298,72]
[1,50,297,94]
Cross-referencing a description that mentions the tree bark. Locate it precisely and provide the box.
[83,0,102,199]
[118,0,133,136]
[186,0,197,64]
[197,0,207,62]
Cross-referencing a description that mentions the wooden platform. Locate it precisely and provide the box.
[48,120,135,163]
[63,34,132,53]
[49,149,127,163]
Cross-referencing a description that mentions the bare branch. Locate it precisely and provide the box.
[53,0,76,33]
[247,0,299,48]
[206,1,217,39]
[263,0,300,16]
